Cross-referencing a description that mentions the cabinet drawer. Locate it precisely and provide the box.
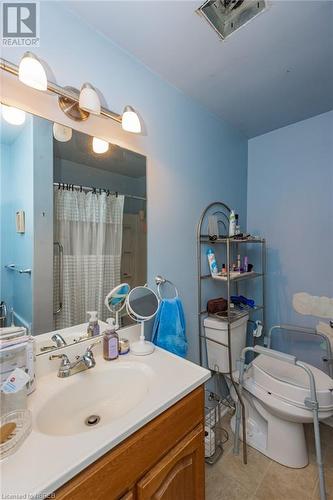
[55,386,204,500]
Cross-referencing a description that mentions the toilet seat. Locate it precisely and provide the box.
[244,354,333,412]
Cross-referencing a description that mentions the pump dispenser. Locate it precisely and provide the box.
[103,318,119,360]
[87,311,100,337]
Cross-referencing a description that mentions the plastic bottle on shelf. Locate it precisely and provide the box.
[229,210,236,237]
[207,248,219,276]
[235,214,241,235]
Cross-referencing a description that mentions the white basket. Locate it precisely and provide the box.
[0,409,32,460]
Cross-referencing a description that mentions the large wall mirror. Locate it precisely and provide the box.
[0,104,147,336]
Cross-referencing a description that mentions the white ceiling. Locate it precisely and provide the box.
[68,1,333,138]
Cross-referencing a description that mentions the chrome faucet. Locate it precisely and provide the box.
[49,341,100,378]
[51,333,67,347]
[40,333,67,352]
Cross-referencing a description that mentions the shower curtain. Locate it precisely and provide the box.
[54,188,124,329]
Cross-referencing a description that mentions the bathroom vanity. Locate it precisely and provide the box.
[56,386,204,500]
[1,325,210,500]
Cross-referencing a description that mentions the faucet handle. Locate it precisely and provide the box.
[86,340,101,354]
[49,353,70,365]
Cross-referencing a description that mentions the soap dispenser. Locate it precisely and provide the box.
[103,318,119,361]
[87,311,100,337]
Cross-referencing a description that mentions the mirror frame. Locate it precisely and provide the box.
[126,286,160,322]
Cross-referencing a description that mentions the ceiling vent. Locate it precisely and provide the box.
[197,0,267,40]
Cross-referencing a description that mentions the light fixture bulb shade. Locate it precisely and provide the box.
[79,83,101,115]
[53,122,72,142]
[92,137,109,154]
[122,106,141,133]
[1,104,26,126]
[18,52,47,91]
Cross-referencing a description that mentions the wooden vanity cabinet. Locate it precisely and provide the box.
[55,386,205,500]
[136,425,204,500]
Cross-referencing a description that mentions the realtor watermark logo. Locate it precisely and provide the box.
[2,2,40,46]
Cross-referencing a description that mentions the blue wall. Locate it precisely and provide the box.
[2,3,248,361]
[32,116,54,334]
[0,116,34,328]
[248,111,333,331]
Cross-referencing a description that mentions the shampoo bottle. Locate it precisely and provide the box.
[87,311,100,337]
[207,248,219,276]
[229,210,236,237]
[103,318,119,361]
[235,214,241,235]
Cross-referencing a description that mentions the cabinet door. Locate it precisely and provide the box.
[119,490,135,500]
[137,425,204,500]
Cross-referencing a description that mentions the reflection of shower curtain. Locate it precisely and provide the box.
[54,189,124,329]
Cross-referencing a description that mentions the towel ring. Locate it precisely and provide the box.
[155,275,179,300]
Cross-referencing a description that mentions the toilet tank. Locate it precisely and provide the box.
[204,314,249,373]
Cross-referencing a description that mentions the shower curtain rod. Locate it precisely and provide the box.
[53,182,146,201]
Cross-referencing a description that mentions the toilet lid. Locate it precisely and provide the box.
[246,354,333,409]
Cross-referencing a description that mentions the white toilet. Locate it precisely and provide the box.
[204,316,333,468]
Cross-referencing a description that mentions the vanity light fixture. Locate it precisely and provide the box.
[0,55,142,134]
[18,52,47,91]
[92,137,109,154]
[1,104,26,126]
[79,83,101,115]
[53,122,72,142]
[122,106,141,134]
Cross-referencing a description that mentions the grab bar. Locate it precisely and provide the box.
[5,264,31,275]
[12,310,31,331]
[234,345,327,500]
[53,242,63,315]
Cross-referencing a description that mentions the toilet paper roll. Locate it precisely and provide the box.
[205,425,216,458]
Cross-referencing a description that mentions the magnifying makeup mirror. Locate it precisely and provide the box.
[104,283,131,330]
[126,286,160,355]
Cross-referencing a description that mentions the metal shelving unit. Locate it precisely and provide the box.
[197,202,266,465]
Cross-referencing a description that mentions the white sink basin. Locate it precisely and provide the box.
[35,362,153,436]
[2,325,210,499]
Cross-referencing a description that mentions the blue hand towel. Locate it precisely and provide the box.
[152,297,188,358]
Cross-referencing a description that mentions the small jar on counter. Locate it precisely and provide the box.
[119,338,130,355]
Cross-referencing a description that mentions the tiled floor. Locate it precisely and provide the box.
[205,411,333,500]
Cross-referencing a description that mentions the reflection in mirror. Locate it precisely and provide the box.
[105,283,130,330]
[126,286,159,356]
[0,104,147,348]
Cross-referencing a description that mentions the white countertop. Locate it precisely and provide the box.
[1,325,210,498]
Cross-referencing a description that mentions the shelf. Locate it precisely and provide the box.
[200,236,265,244]
[201,272,263,282]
